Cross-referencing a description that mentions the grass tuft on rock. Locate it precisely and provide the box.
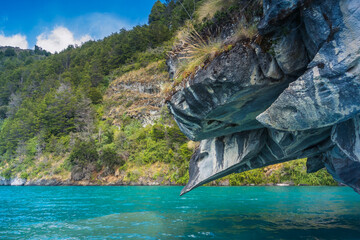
[196,0,238,22]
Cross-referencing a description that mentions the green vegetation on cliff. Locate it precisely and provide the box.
[0,0,336,186]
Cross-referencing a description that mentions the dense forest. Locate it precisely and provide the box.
[0,0,336,186]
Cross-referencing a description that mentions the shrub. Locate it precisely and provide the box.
[20,172,29,179]
[123,120,142,136]
[126,170,141,182]
[225,159,338,186]
[68,140,98,167]
[46,135,70,156]
[88,88,103,104]
[167,126,188,145]
[2,168,12,179]
[277,159,337,186]
[26,137,39,156]
[150,124,166,140]
[99,145,124,168]
[130,139,174,164]
[53,167,62,175]
[179,143,193,161]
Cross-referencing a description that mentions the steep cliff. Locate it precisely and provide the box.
[104,61,170,127]
[168,0,360,195]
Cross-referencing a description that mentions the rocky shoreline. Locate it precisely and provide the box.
[0,177,176,186]
[0,176,341,187]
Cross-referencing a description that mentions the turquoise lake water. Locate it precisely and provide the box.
[1,186,360,239]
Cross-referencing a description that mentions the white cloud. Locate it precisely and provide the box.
[72,13,133,40]
[0,33,28,49]
[36,26,92,53]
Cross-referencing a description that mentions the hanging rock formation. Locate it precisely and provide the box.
[167,0,360,195]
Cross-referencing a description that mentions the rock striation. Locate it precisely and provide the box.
[168,0,360,195]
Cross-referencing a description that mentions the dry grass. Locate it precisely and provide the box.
[173,20,196,47]
[176,38,222,82]
[187,141,200,150]
[229,21,258,43]
[173,25,223,83]
[171,20,258,84]
[161,82,174,96]
[196,0,238,22]
[104,60,171,126]
[166,0,261,98]
[109,61,168,85]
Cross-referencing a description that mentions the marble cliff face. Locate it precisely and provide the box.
[167,0,360,195]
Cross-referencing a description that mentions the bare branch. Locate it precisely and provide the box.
[179,0,193,20]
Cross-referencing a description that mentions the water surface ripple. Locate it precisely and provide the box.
[0,186,359,239]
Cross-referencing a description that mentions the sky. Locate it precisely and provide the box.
[0,0,160,53]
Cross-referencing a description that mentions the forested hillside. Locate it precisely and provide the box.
[0,0,336,186]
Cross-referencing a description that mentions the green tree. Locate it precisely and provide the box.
[68,140,98,167]
[149,1,167,24]
[38,85,77,137]
[4,48,16,57]
[100,145,124,169]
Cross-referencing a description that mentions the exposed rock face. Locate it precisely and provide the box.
[105,61,170,127]
[168,44,296,141]
[71,164,96,181]
[257,0,360,130]
[0,177,10,185]
[332,115,360,163]
[168,0,360,195]
[10,177,27,186]
[0,177,27,186]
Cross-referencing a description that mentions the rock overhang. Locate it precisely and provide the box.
[168,0,360,195]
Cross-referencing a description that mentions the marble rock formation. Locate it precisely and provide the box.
[168,0,360,195]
